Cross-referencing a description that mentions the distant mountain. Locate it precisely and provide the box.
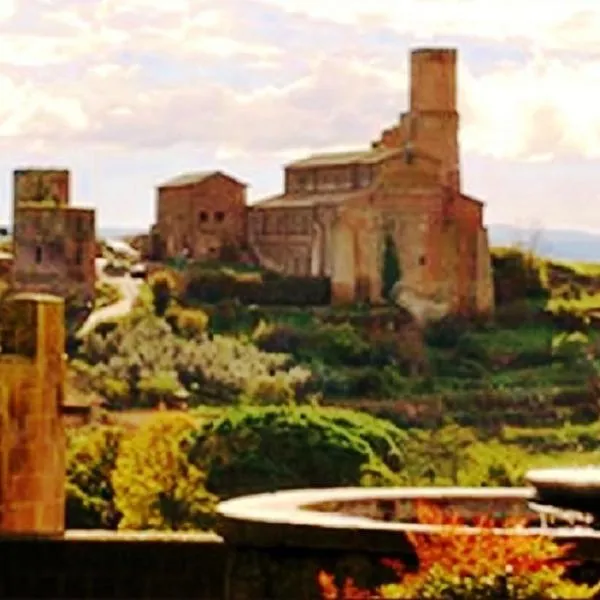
[99,227,147,240]
[487,225,600,263]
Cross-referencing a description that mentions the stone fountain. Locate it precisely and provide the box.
[526,466,600,529]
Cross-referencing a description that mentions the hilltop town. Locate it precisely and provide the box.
[2,43,600,598]
[1,48,494,325]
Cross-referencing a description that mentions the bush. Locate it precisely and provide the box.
[171,307,209,339]
[66,425,123,529]
[183,267,331,306]
[112,412,216,531]
[318,502,600,599]
[492,248,550,306]
[77,313,312,408]
[190,406,402,499]
[148,269,180,316]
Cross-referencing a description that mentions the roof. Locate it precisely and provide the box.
[251,188,371,210]
[286,147,401,169]
[158,170,247,189]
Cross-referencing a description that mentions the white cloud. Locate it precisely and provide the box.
[256,0,600,51]
[460,57,600,160]
[1,0,600,167]
[0,0,15,21]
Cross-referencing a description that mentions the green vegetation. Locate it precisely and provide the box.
[381,232,401,300]
[94,280,123,310]
[65,247,600,538]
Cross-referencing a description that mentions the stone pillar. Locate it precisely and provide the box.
[330,217,356,304]
[0,293,66,536]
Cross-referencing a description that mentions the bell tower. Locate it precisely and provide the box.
[409,48,460,190]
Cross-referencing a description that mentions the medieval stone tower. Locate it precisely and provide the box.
[12,169,97,307]
[0,293,66,535]
[409,48,460,190]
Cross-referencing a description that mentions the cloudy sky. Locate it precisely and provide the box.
[0,0,599,231]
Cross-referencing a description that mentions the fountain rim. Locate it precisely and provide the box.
[215,486,600,547]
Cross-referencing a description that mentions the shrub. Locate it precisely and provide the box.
[112,412,216,531]
[174,307,209,339]
[66,425,124,529]
[381,233,401,301]
[492,248,549,306]
[77,313,311,408]
[94,281,123,310]
[318,501,600,599]
[190,406,402,499]
[148,269,180,316]
[183,267,331,306]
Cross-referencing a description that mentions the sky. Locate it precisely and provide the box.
[1,0,600,232]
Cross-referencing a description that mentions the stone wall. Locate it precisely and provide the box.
[156,173,247,260]
[13,169,70,210]
[13,207,96,304]
[0,294,66,535]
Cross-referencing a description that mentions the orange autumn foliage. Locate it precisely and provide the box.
[317,501,594,600]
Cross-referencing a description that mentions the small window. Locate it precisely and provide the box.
[35,245,43,264]
[75,244,83,266]
[419,255,426,266]
[199,211,208,223]
[215,211,225,223]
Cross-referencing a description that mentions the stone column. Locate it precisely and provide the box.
[330,216,356,304]
[0,293,66,536]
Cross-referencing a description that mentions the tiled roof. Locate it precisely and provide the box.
[158,170,247,188]
[158,171,219,188]
[286,147,401,169]
[250,188,370,210]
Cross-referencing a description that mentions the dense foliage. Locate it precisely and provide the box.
[318,502,600,599]
[381,233,401,301]
[112,413,216,531]
[183,266,331,306]
[65,406,416,528]
[190,406,403,499]
[66,425,123,529]
[75,311,311,408]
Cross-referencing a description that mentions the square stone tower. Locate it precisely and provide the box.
[0,293,66,535]
[12,169,96,306]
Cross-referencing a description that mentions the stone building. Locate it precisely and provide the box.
[248,48,494,318]
[0,293,66,535]
[151,171,247,261]
[12,169,96,306]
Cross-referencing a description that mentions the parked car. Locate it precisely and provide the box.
[129,263,147,279]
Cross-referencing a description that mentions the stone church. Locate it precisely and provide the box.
[248,48,494,319]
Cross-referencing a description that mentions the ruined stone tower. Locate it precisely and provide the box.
[0,293,65,535]
[12,169,97,307]
[409,48,460,190]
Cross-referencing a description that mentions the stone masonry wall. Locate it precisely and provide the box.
[13,207,96,304]
[156,174,247,260]
[0,294,65,535]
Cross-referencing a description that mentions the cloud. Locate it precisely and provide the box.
[256,0,600,52]
[1,0,600,167]
[460,57,600,160]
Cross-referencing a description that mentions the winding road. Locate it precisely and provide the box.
[77,260,143,338]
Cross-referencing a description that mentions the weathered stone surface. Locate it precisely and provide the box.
[152,171,247,261]
[12,169,96,306]
[248,48,494,318]
[0,294,66,536]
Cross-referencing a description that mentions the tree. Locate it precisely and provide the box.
[381,233,401,301]
[66,425,123,529]
[148,270,179,317]
[190,406,402,499]
[112,412,216,531]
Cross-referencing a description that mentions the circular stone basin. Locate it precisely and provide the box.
[526,467,600,516]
